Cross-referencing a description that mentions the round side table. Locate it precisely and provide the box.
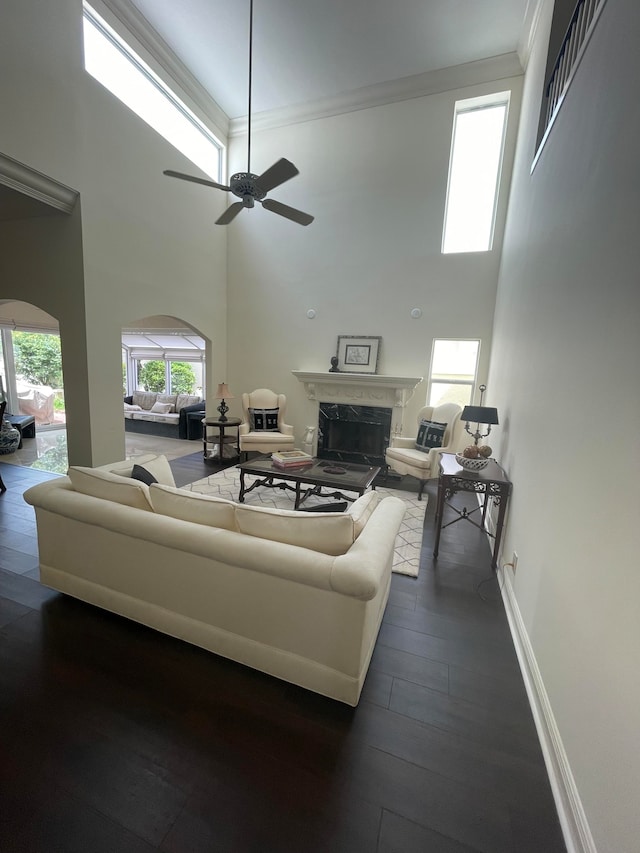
[202,417,241,462]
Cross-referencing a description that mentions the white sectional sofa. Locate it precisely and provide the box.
[24,454,406,705]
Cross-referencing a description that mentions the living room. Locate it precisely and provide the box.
[1,1,638,851]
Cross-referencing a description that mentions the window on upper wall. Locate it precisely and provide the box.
[428,339,480,408]
[82,3,222,181]
[442,93,510,254]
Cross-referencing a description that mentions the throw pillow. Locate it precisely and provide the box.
[107,454,176,488]
[415,420,447,453]
[150,401,173,414]
[134,454,176,487]
[67,466,153,511]
[123,402,142,411]
[131,463,158,486]
[156,394,177,412]
[249,407,279,431]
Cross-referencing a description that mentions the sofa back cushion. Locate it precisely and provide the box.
[149,484,237,530]
[67,466,153,511]
[235,504,354,556]
[175,394,201,411]
[132,391,157,410]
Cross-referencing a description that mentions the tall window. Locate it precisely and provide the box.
[428,339,480,408]
[442,94,509,254]
[83,3,222,180]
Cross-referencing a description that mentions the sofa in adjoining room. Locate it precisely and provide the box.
[24,454,406,705]
[123,391,205,439]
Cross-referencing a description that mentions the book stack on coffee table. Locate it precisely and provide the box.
[271,450,314,470]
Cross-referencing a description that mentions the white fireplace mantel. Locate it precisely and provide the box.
[292,371,423,409]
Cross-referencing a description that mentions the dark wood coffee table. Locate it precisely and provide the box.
[237,455,380,510]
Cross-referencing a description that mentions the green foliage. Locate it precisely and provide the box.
[170,362,196,394]
[138,361,166,392]
[30,434,69,474]
[13,332,63,388]
[137,360,195,394]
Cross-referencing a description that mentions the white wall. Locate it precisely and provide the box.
[0,0,227,465]
[489,1,640,850]
[225,78,522,437]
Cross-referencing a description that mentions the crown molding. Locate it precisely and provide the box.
[518,0,548,70]
[93,0,229,141]
[0,153,78,214]
[87,3,525,139]
[230,52,524,137]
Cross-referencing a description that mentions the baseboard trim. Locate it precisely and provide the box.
[498,566,597,853]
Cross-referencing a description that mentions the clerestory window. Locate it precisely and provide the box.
[82,3,222,180]
[442,93,510,254]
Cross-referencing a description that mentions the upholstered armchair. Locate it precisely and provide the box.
[239,388,296,460]
[385,403,464,500]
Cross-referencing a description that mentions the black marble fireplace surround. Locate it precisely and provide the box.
[317,403,392,467]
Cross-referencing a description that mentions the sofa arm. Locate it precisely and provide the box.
[124,395,133,405]
[331,497,406,599]
[178,400,205,439]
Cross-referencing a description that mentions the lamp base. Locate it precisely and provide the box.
[465,425,492,446]
[217,400,229,422]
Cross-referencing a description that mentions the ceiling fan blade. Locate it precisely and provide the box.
[216,202,245,225]
[261,198,314,226]
[163,170,230,191]
[255,158,299,193]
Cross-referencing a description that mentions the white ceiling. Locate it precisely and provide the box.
[125,0,532,120]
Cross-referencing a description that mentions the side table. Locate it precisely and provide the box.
[202,417,241,462]
[433,452,512,569]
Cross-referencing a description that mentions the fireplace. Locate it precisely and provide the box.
[318,403,392,467]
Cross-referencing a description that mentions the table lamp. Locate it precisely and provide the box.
[214,383,234,422]
[460,384,499,445]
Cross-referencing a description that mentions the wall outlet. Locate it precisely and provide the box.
[511,551,518,573]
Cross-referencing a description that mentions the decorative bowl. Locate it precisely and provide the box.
[455,453,490,471]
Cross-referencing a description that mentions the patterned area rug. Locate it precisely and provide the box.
[185,467,427,578]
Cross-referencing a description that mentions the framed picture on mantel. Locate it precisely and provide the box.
[336,336,381,374]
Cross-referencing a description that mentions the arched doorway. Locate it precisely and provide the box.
[0,299,68,472]
[122,314,207,401]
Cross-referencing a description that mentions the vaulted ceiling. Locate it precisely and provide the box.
[122,0,533,120]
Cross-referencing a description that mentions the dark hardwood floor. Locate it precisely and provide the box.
[0,456,566,853]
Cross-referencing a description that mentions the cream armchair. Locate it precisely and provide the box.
[239,388,296,460]
[385,403,464,500]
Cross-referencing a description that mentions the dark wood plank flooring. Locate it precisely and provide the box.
[0,457,566,852]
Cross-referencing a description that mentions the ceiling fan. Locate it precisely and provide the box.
[163,0,313,227]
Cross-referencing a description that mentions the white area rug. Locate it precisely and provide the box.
[185,467,427,578]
